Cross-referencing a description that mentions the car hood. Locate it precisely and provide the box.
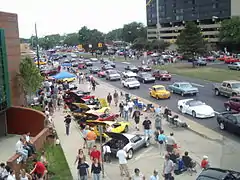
[232,88,240,92]
[192,105,214,113]
[156,90,169,94]
[143,76,155,80]
[109,73,120,76]
[182,87,198,91]
[105,132,129,143]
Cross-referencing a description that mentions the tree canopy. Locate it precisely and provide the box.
[176,22,206,57]
[131,38,170,51]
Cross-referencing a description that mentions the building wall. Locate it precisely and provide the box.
[0,111,7,136]
[0,11,24,106]
[231,0,240,16]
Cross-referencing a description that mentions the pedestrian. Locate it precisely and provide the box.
[142,117,152,138]
[116,147,130,178]
[82,125,90,149]
[201,155,210,170]
[64,115,71,136]
[155,114,162,131]
[107,93,112,106]
[132,107,141,131]
[123,103,129,121]
[87,81,92,92]
[91,158,101,180]
[103,144,111,163]
[113,90,119,106]
[75,149,86,166]
[130,168,145,180]
[166,133,176,153]
[6,169,15,180]
[92,79,96,91]
[158,130,166,157]
[150,170,159,180]
[90,145,101,162]
[162,154,175,180]
[77,159,90,180]
[86,128,97,155]
[119,101,124,118]
[127,100,134,116]
[155,105,161,115]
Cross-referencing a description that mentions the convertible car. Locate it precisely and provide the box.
[63,90,93,104]
[168,82,199,96]
[149,85,171,99]
[177,99,215,118]
[103,132,149,159]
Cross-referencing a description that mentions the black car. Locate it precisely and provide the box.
[124,65,139,73]
[89,66,101,74]
[196,168,240,180]
[216,112,240,135]
[137,72,155,83]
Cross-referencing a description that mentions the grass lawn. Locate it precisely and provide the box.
[154,63,240,82]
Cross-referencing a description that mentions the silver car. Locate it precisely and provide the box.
[104,132,149,159]
[228,62,240,71]
[105,70,121,81]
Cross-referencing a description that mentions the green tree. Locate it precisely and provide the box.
[122,22,147,43]
[150,39,170,51]
[105,28,123,41]
[63,33,79,46]
[18,57,44,97]
[176,22,206,58]
[131,37,148,50]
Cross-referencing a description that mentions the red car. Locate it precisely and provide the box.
[40,67,59,76]
[224,97,240,112]
[138,65,152,72]
[147,51,153,55]
[78,62,87,69]
[152,70,171,81]
[63,90,94,104]
[97,71,106,78]
[80,112,119,123]
[224,57,240,64]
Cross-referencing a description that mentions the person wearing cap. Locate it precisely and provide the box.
[64,115,72,136]
[150,170,159,180]
[130,168,145,180]
[201,155,209,169]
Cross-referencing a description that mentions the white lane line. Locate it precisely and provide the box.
[122,62,131,64]
[134,146,153,161]
[191,83,204,87]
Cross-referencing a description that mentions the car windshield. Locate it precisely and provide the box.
[180,83,192,88]
[188,100,204,106]
[126,78,137,82]
[232,83,240,89]
[196,176,217,180]
[155,87,165,91]
[142,73,151,77]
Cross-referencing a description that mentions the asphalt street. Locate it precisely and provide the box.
[82,58,240,142]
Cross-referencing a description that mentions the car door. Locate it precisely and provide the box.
[151,88,156,97]
[173,83,180,93]
[226,83,232,97]
[130,136,143,150]
[232,62,237,70]
[184,102,192,115]
[220,82,227,96]
[226,115,239,133]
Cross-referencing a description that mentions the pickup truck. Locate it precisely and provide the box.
[213,80,240,97]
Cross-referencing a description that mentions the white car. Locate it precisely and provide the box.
[122,71,137,78]
[177,99,215,118]
[90,58,98,62]
[122,78,140,89]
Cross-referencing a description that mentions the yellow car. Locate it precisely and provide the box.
[87,120,130,138]
[62,77,76,82]
[149,85,171,99]
[35,61,47,65]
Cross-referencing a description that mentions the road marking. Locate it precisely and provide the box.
[134,146,153,161]
[122,62,131,64]
[191,83,204,87]
[214,111,220,114]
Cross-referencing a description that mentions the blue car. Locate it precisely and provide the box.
[168,82,199,96]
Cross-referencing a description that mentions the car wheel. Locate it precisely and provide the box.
[181,92,185,97]
[124,125,129,133]
[215,89,220,96]
[192,111,196,118]
[127,149,133,159]
[219,122,225,130]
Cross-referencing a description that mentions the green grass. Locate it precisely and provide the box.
[154,64,240,82]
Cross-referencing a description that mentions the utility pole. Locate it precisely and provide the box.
[35,23,40,69]
[156,0,161,40]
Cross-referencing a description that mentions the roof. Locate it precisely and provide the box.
[152,85,165,88]
[223,80,240,84]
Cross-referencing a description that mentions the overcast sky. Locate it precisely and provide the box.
[1,0,147,38]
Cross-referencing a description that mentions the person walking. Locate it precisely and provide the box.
[119,101,124,118]
[150,170,159,180]
[75,149,86,166]
[132,107,141,131]
[166,133,176,153]
[116,147,130,178]
[123,103,129,121]
[158,130,166,157]
[103,144,111,163]
[113,90,119,106]
[130,168,145,180]
[86,129,97,155]
[91,79,96,91]
[91,158,101,180]
[162,154,174,180]
[64,115,72,136]
[155,114,162,131]
[77,159,90,180]
[107,93,112,106]
[127,100,134,116]
[142,117,152,139]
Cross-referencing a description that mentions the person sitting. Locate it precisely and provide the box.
[30,159,47,180]
[0,163,9,180]
[182,151,197,175]
[16,137,28,163]
[24,132,36,155]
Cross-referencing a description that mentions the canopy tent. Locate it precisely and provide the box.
[51,71,76,80]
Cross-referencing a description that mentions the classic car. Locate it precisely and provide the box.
[138,65,152,72]
[104,60,116,68]
[103,132,150,159]
[87,121,129,139]
[89,66,101,74]
[169,82,199,96]
[102,64,113,71]
[100,58,110,64]
[224,97,240,112]
[152,70,171,81]
[124,65,139,73]
[205,56,215,62]
[84,60,93,66]
[97,71,106,78]
[105,70,121,81]
[121,71,138,78]
[224,57,240,64]
[121,77,140,89]
[228,62,240,71]
[63,90,93,104]
[78,62,87,69]
[57,77,76,83]
[196,168,240,180]
[216,112,240,135]
[75,111,119,123]
[35,61,47,65]
[137,72,155,83]
[178,99,215,118]
[149,85,171,99]
[40,67,59,76]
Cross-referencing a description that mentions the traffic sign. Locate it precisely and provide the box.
[98,43,102,48]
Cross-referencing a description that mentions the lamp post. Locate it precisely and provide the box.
[35,23,40,69]
[156,0,161,40]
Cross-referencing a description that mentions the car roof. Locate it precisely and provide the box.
[223,80,240,84]
[152,85,165,88]
[198,168,230,180]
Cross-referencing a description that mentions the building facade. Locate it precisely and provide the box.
[0,11,24,136]
[146,0,240,43]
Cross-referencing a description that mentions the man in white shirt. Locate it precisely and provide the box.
[0,163,8,180]
[131,168,145,180]
[116,148,130,177]
[24,132,36,154]
[127,100,134,116]
[103,145,111,163]
[15,138,28,162]
[123,104,129,121]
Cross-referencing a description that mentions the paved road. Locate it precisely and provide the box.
[81,59,240,142]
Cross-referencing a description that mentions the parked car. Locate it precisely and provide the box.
[196,168,240,180]
[137,72,155,83]
[217,112,240,135]
[206,56,215,62]
[228,62,240,70]
[196,59,207,66]
[102,64,113,71]
[224,57,240,64]
[178,99,215,118]
[124,65,139,73]
[84,60,93,66]
[213,80,240,97]
[78,62,87,69]
[103,132,150,159]
[105,70,121,81]
[97,71,106,78]
[121,77,140,89]
[90,58,98,62]
[149,85,171,99]
[121,71,138,78]
[138,65,152,72]
[72,62,79,67]
[104,60,116,68]
[224,96,240,112]
[89,66,101,74]
[169,82,199,96]
[40,67,59,76]
[152,70,171,81]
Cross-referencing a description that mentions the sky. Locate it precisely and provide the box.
[1,0,147,38]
